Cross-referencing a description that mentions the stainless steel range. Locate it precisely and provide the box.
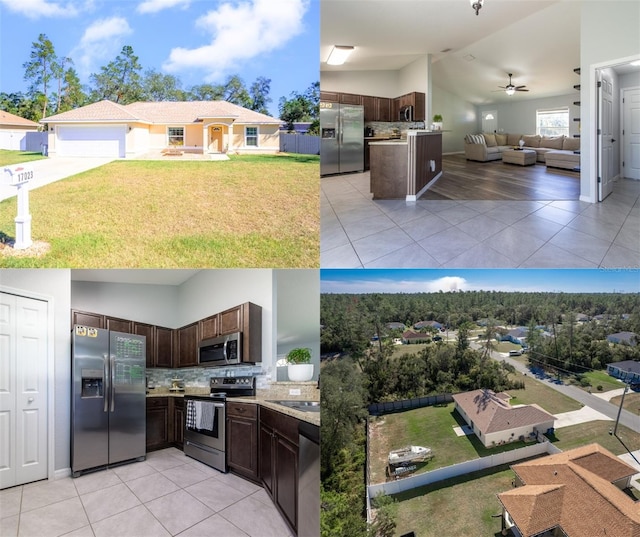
[183,376,256,472]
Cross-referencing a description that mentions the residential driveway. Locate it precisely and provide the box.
[1,157,114,201]
[593,387,626,401]
[553,406,613,429]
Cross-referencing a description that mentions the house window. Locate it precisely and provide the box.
[168,127,184,146]
[245,127,258,147]
[536,108,569,137]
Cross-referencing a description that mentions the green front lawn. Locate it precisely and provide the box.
[577,370,624,393]
[0,154,319,267]
[0,150,47,167]
[549,420,640,455]
[507,372,582,414]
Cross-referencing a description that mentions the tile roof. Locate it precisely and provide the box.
[0,110,39,128]
[453,389,555,434]
[498,444,640,537]
[42,100,282,125]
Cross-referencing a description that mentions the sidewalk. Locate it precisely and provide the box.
[1,157,113,201]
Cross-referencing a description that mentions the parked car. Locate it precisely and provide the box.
[509,349,522,356]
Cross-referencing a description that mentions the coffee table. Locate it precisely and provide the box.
[502,148,536,166]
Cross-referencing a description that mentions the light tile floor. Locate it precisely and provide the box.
[321,172,640,268]
[0,448,293,537]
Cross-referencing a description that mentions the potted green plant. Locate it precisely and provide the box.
[286,347,314,382]
[432,114,443,131]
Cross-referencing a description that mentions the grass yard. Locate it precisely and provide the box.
[608,391,640,414]
[0,150,47,167]
[506,372,582,414]
[0,154,319,267]
[391,463,518,537]
[577,370,624,393]
[549,420,640,455]
[368,404,530,484]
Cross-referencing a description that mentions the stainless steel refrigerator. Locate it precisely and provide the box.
[71,325,146,477]
[320,102,364,175]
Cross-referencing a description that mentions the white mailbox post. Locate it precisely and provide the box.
[3,165,34,249]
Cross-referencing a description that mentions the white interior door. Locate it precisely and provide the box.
[598,70,615,201]
[481,111,498,134]
[0,292,48,489]
[623,87,640,180]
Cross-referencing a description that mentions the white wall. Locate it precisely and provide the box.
[320,70,400,98]
[71,281,179,327]
[0,269,71,473]
[581,0,640,202]
[620,71,640,89]
[432,84,477,153]
[399,55,430,117]
[476,93,580,137]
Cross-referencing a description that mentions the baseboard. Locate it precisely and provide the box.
[54,468,71,480]
[443,151,465,156]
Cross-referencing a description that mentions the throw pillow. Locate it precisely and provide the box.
[542,136,564,149]
[563,137,580,151]
[465,134,485,145]
[522,135,541,148]
[495,133,507,146]
[483,133,497,147]
[507,133,522,146]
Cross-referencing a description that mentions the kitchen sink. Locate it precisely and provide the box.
[267,400,321,412]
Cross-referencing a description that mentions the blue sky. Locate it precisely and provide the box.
[0,0,318,117]
[321,269,640,294]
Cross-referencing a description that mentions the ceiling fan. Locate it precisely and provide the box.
[496,73,529,95]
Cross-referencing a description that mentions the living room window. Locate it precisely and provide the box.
[167,127,184,146]
[536,108,569,137]
[245,126,258,147]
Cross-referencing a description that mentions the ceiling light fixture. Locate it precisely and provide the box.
[327,46,355,66]
[630,60,640,67]
[505,87,515,96]
[470,0,483,16]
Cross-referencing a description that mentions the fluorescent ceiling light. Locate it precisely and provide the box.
[327,46,354,65]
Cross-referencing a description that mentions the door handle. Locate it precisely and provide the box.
[27,397,34,403]
[110,355,116,412]
[611,138,616,143]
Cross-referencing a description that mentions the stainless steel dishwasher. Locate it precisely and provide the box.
[298,420,320,537]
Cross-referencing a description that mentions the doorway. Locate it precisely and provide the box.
[209,125,224,153]
[0,292,49,489]
[622,87,640,180]
[481,110,497,134]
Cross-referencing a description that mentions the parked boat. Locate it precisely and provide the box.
[388,445,432,465]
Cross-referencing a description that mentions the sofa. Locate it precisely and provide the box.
[464,133,580,170]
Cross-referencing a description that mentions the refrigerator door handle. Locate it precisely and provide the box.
[103,354,109,413]
[110,354,116,412]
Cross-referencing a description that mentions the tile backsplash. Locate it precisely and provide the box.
[366,120,426,137]
[147,365,265,389]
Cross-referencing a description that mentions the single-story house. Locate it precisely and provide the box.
[385,322,406,330]
[498,443,639,537]
[413,320,442,330]
[40,100,283,158]
[402,330,430,343]
[452,389,555,448]
[0,110,40,151]
[606,360,640,383]
[607,331,638,346]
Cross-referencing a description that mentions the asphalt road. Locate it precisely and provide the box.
[471,341,640,434]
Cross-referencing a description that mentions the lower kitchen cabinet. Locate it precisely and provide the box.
[259,407,299,535]
[146,397,169,451]
[227,402,258,481]
[172,397,185,449]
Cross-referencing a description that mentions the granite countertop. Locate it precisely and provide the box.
[147,389,320,426]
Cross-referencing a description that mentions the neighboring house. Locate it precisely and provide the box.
[500,327,528,345]
[606,360,640,383]
[385,322,406,330]
[0,110,39,151]
[452,389,555,448]
[413,320,442,330]
[40,100,283,158]
[607,331,638,346]
[279,122,313,134]
[498,443,640,537]
[402,330,430,343]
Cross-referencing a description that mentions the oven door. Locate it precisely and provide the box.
[184,399,225,452]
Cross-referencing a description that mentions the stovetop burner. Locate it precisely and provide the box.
[209,376,256,398]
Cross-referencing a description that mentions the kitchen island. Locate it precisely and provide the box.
[369,130,442,200]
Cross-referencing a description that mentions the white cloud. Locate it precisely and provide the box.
[136,0,190,14]
[0,0,81,18]
[70,17,133,79]
[163,0,308,80]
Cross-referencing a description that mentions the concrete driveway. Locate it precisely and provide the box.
[1,157,114,201]
[553,406,613,429]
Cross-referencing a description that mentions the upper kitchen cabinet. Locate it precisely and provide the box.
[199,314,219,341]
[105,316,133,334]
[393,92,426,121]
[339,93,362,105]
[363,96,392,122]
[72,310,104,329]
[154,326,174,368]
[133,322,155,368]
[319,91,340,103]
[177,322,199,368]
[219,305,242,335]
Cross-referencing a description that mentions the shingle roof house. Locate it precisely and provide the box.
[40,99,283,158]
[413,320,442,330]
[0,110,40,151]
[452,389,555,448]
[607,332,638,347]
[498,444,640,537]
[606,360,640,383]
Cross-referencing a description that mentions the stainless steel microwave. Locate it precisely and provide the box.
[399,105,414,122]
[199,332,242,366]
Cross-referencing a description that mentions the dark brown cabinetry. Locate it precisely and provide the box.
[146,397,169,451]
[319,91,340,103]
[172,397,185,449]
[199,315,219,341]
[177,322,199,368]
[227,402,259,481]
[105,316,133,333]
[260,407,299,535]
[71,310,104,329]
[155,326,174,368]
[393,92,426,121]
[322,91,421,122]
[339,92,362,105]
[363,95,392,122]
[133,322,155,368]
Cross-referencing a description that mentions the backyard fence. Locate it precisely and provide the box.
[368,393,453,416]
[367,440,554,499]
[279,133,320,155]
[25,132,48,152]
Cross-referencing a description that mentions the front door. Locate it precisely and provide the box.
[623,87,640,180]
[597,69,615,201]
[0,292,48,489]
[209,126,224,153]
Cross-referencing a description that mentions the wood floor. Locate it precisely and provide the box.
[422,154,580,200]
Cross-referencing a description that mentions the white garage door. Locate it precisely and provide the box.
[57,125,126,157]
[0,129,28,151]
